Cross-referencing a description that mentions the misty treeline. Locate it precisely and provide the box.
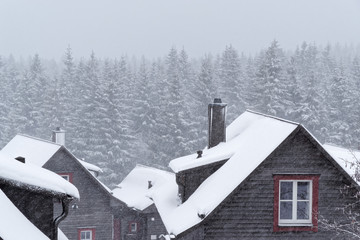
[0,40,359,187]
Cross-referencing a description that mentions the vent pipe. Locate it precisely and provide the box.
[208,98,227,148]
[15,156,25,163]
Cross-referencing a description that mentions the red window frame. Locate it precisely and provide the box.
[129,222,139,233]
[58,172,73,183]
[273,175,319,232]
[78,228,95,240]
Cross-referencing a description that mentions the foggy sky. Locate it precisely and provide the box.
[0,0,360,59]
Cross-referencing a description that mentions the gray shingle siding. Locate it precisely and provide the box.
[177,128,360,240]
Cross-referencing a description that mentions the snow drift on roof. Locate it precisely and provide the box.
[112,165,175,211]
[323,144,360,184]
[0,189,50,240]
[153,110,298,236]
[1,134,61,167]
[1,134,103,174]
[0,153,79,199]
[169,110,299,173]
[78,159,103,173]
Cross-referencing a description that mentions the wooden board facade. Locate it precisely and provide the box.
[44,147,117,240]
[176,127,360,240]
[0,182,55,239]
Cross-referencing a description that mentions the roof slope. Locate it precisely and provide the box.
[1,134,103,173]
[0,189,50,240]
[1,134,61,167]
[169,110,299,173]
[112,164,175,211]
[153,110,299,236]
[323,144,360,184]
[0,152,79,199]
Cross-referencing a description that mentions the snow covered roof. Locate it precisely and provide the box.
[0,152,79,199]
[1,134,103,173]
[1,134,61,167]
[78,158,103,173]
[153,110,299,236]
[169,110,299,173]
[112,164,175,211]
[323,144,360,184]
[0,189,50,240]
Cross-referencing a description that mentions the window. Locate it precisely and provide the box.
[58,173,73,183]
[129,222,138,233]
[151,235,157,240]
[273,175,319,232]
[78,228,95,240]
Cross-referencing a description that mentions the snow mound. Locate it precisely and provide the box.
[112,164,175,211]
[0,152,79,199]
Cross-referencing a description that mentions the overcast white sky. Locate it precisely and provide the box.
[0,0,359,59]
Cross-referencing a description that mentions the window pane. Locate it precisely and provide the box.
[280,182,293,200]
[81,232,85,239]
[297,201,310,219]
[280,201,293,219]
[86,232,90,239]
[297,182,310,200]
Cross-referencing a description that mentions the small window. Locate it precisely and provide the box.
[273,175,319,232]
[151,235,157,240]
[78,229,95,240]
[279,180,311,224]
[58,173,73,183]
[129,222,138,233]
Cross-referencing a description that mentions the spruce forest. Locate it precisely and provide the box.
[1,40,360,187]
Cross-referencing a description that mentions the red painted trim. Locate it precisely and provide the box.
[273,175,319,232]
[77,228,95,240]
[129,221,139,233]
[58,172,73,183]
[113,218,121,240]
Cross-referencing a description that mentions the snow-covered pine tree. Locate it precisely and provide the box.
[349,57,360,147]
[327,62,352,145]
[219,45,243,122]
[254,40,287,117]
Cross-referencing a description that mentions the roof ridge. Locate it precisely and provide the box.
[245,109,299,126]
[135,164,174,175]
[17,134,62,147]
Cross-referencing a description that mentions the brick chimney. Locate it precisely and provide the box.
[52,127,66,146]
[208,98,227,148]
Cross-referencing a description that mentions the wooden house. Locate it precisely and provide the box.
[152,99,360,240]
[0,133,124,240]
[112,165,174,240]
[0,152,79,240]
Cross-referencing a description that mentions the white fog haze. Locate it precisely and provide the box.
[0,0,359,58]
[2,1,360,239]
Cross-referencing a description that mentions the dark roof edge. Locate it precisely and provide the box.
[0,178,70,199]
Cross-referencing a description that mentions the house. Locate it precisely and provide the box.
[0,152,79,240]
[0,132,124,240]
[151,99,360,240]
[112,164,174,240]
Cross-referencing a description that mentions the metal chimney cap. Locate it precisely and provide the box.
[209,98,227,107]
